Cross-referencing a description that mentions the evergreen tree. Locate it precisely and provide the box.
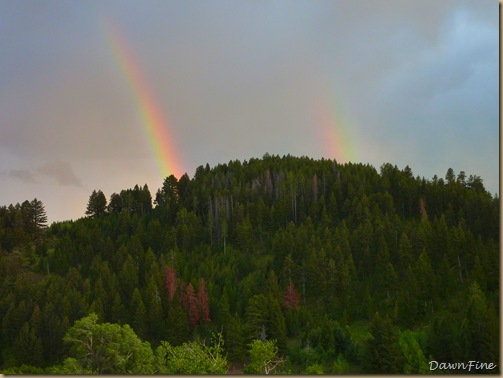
[366,313,403,374]
[144,277,164,344]
[398,331,429,374]
[245,294,269,342]
[267,294,287,353]
[0,155,499,374]
[130,288,147,339]
[29,198,48,232]
[108,193,122,213]
[183,283,199,328]
[197,278,211,323]
[223,315,247,362]
[118,255,138,303]
[85,190,107,217]
[165,299,190,345]
[283,281,300,310]
[466,282,499,362]
[164,265,178,302]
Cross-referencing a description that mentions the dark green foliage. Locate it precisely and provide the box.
[302,315,353,363]
[465,282,499,363]
[0,198,47,251]
[223,314,247,362]
[85,190,107,217]
[366,313,403,373]
[245,294,269,342]
[0,155,499,373]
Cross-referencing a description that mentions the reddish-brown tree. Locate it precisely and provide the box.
[164,266,177,301]
[283,281,300,310]
[197,278,211,323]
[185,283,200,328]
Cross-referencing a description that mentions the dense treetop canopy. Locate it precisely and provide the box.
[0,154,499,374]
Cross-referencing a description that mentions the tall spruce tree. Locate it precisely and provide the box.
[85,190,107,217]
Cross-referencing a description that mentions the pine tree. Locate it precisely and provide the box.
[144,278,164,343]
[283,281,300,310]
[130,288,147,339]
[164,266,177,302]
[366,313,403,374]
[108,193,122,213]
[30,198,48,231]
[184,283,199,328]
[197,278,211,323]
[165,299,190,345]
[399,331,429,374]
[224,315,247,362]
[466,282,498,362]
[12,322,34,365]
[86,190,107,217]
[267,295,287,353]
[110,292,125,324]
[118,255,138,305]
[245,295,269,342]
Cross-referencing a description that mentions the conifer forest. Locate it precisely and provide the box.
[0,155,499,374]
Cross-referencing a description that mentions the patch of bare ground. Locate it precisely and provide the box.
[227,363,244,374]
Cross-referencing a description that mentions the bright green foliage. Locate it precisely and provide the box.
[332,354,351,374]
[63,313,155,374]
[45,358,92,374]
[398,331,429,374]
[304,362,324,374]
[2,364,46,374]
[243,339,284,374]
[156,332,228,374]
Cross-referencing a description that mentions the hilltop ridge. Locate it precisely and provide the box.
[0,154,499,373]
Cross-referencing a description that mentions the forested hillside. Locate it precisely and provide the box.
[0,154,499,373]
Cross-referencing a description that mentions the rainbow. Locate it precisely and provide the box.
[314,93,357,164]
[103,16,183,179]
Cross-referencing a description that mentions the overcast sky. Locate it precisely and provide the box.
[0,0,499,223]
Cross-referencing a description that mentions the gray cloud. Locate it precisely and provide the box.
[5,169,37,184]
[1,160,82,187]
[0,0,498,222]
[36,160,83,187]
